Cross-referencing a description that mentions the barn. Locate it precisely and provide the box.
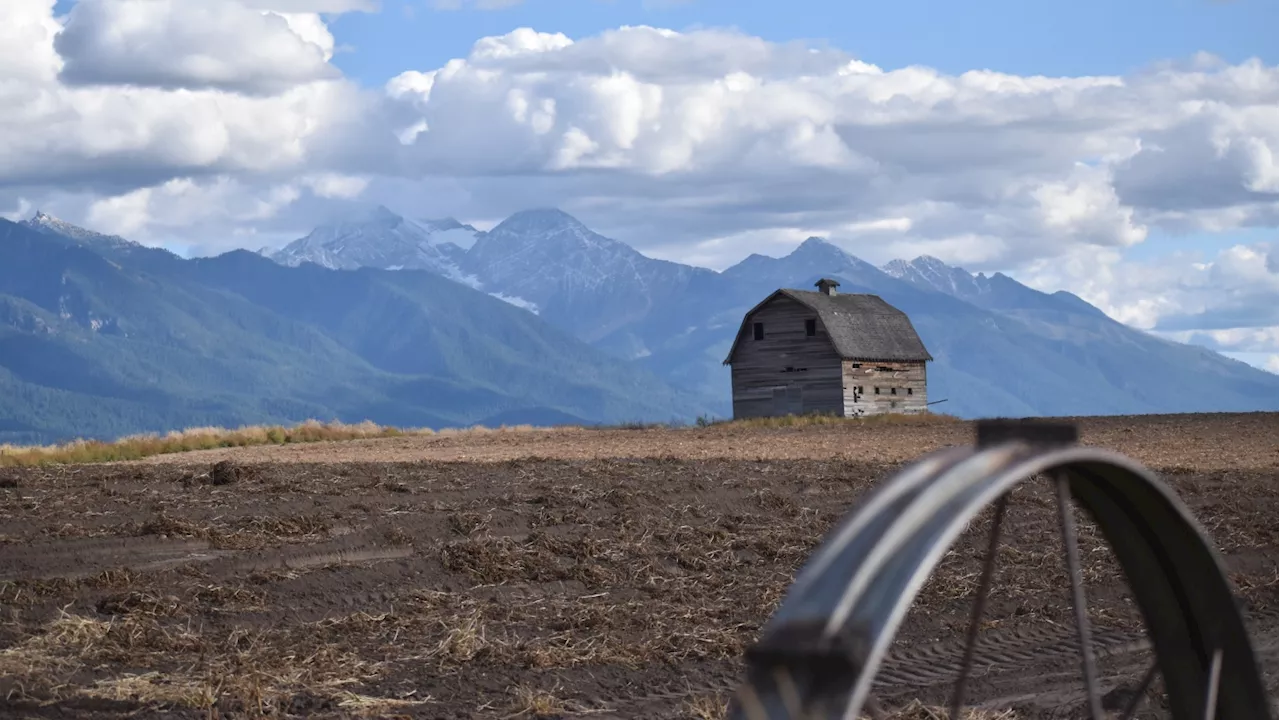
[722,278,933,419]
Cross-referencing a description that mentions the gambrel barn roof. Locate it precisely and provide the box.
[723,285,933,365]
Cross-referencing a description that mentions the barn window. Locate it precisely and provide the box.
[752,322,764,340]
[874,387,880,395]
[907,388,913,395]
[890,387,897,395]
[805,319,816,337]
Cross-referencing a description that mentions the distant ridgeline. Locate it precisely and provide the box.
[0,216,713,445]
[1,208,1275,443]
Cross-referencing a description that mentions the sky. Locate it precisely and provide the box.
[4,0,1279,371]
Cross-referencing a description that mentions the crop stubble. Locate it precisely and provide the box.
[0,413,1275,718]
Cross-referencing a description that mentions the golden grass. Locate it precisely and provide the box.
[0,411,961,467]
[506,684,565,717]
[0,419,418,467]
[686,693,729,719]
[0,419,539,467]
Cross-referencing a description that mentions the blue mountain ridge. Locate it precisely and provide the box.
[0,218,714,444]
[5,206,1276,445]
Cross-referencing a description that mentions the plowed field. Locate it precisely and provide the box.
[1,413,1276,719]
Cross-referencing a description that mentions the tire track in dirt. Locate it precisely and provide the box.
[576,623,1277,716]
[973,630,1279,717]
[0,525,416,582]
[0,536,224,581]
[221,545,415,574]
[875,624,1150,688]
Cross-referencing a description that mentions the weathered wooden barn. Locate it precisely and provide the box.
[723,278,933,419]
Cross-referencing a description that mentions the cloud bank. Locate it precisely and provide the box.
[3,0,1277,367]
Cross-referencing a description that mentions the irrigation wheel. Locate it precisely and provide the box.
[728,419,1271,720]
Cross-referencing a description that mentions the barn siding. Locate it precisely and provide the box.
[728,297,843,419]
[842,361,927,416]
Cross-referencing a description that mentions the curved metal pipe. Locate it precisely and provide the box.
[733,440,1268,720]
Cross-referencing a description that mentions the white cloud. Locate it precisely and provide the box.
[1020,240,1278,348]
[301,173,371,199]
[1,9,1276,344]
[1160,326,1278,354]
[86,177,304,240]
[1,198,36,223]
[0,0,375,195]
[376,27,1273,271]
[55,0,340,95]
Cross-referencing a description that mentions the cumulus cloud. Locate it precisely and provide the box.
[85,177,304,240]
[0,0,376,196]
[1020,240,1278,353]
[377,27,1274,268]
[2,8,1276,348]
[55,0,340,95]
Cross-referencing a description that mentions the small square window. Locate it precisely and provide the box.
[805,319,816,337]
[752,322,764,341]
[907,388,913,395]
[874,387,880,395]
[890,387,897,395]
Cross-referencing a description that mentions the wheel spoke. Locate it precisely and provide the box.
[948,493,1009,719]
[771,666,805,718]
[1202,648,1223,720]
[1054,471,1105,720]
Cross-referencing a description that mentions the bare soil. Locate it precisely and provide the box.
[0,413,1276,719]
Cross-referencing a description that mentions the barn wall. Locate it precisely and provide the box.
[728,297,843,419]
[842,361,928,416]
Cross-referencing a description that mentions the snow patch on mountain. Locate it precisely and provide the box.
[460,208,718,341]
[882,255,991,297]
[19,211,138,249]
[489,292,540,314]
[270,206,479,275]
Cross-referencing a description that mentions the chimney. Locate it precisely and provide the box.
[815,278,840,296]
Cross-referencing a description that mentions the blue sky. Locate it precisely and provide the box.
[326,0,1278,86]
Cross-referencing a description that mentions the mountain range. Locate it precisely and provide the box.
[0,214,712,445]
[1,206,1274,443]
[266,205,1278,419]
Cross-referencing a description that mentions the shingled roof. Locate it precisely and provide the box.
[723,285,933,364]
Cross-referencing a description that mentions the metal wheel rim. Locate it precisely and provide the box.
[729,438,1270,720]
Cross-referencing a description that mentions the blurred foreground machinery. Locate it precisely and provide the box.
[729,419,1271,720]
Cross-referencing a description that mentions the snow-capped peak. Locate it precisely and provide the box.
[882,255,989,297]
[881,258,912,277]
[269,205,480,275]
[478,208,620,253]
[20,211,136,248]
